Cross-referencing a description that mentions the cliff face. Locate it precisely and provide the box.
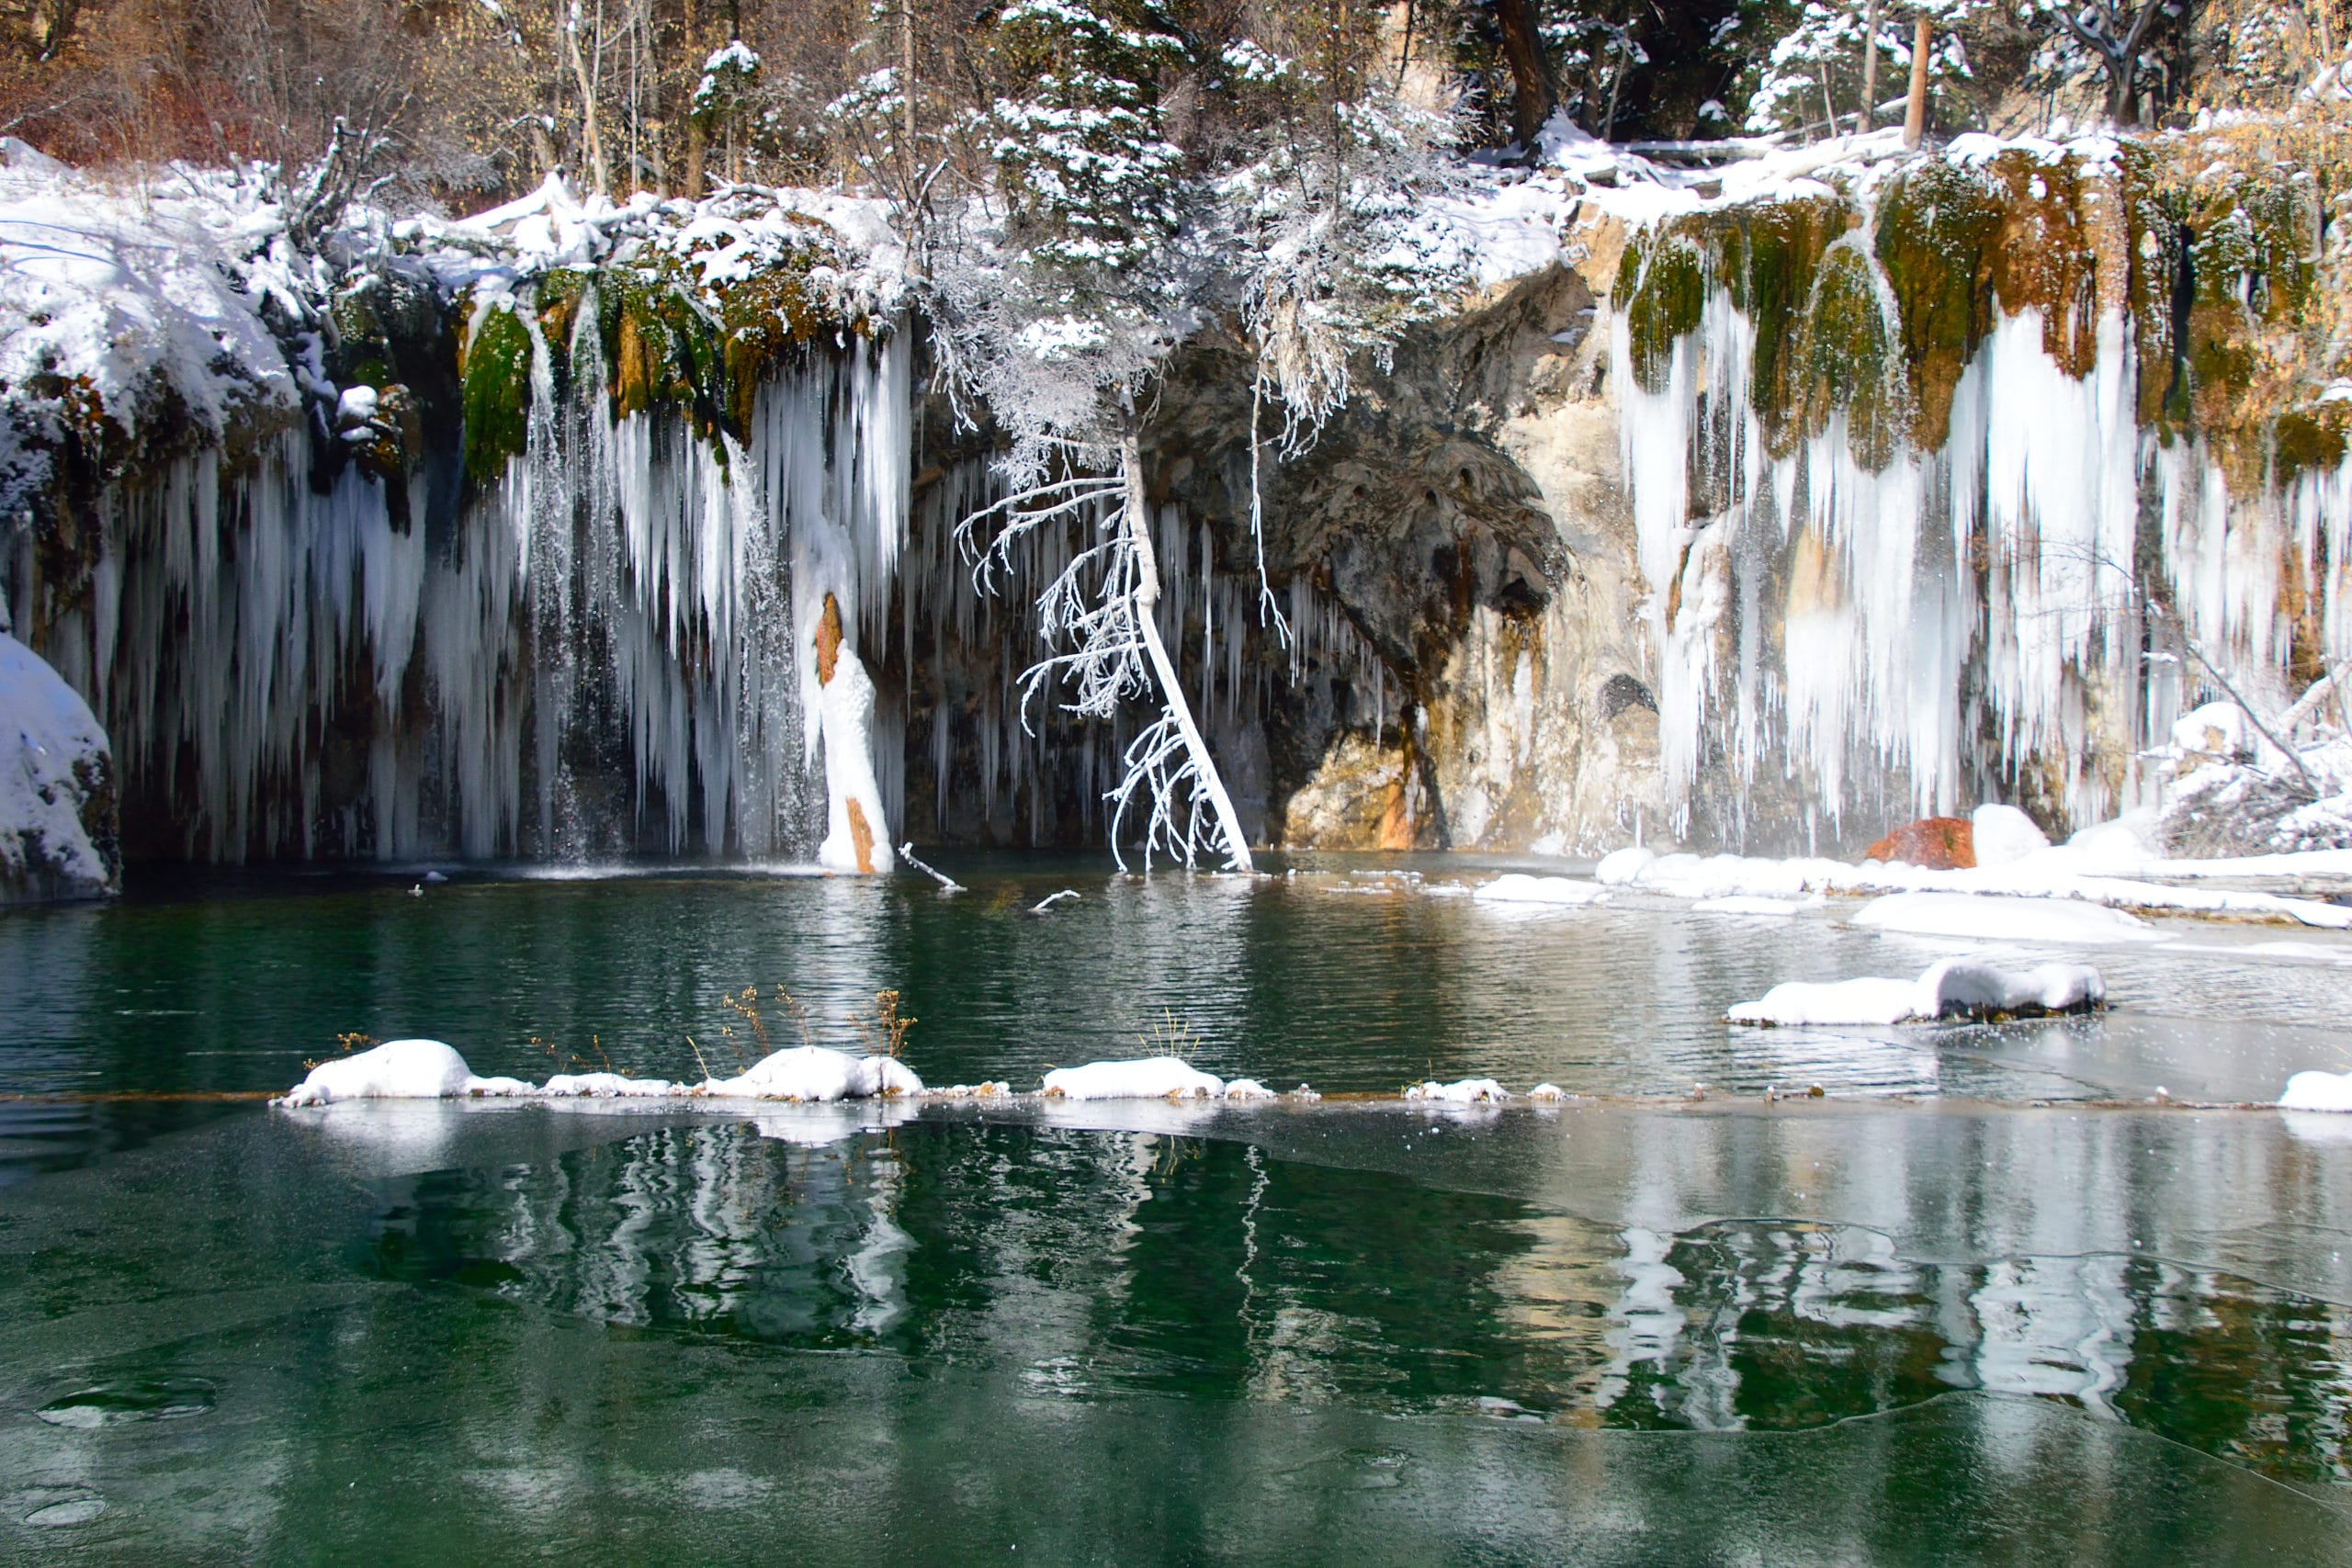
[5,137,2346,871]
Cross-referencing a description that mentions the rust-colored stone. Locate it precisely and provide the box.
[1864,817,1975,870]
[845,795,876,874]
[815,592,842,686]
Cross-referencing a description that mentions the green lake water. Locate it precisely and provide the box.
[2,856,2348,1560]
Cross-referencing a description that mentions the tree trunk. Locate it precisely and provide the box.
[682,0,706,197]
[1903,16,1931,149]
[1860,0,1881,128]
[1491,0,1556,150]
[1122,434,1254,873]
[566,16,611,197]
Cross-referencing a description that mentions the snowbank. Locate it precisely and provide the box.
[1474,874,1611,907]
[0,632,117,901]
[2279,1070,2352,1112]
[1039,1057,1226,1100]
[1728,958,2103,1026]
[277,1040,922,1107]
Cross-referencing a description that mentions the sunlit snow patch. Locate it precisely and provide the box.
[1728,957,2104,1026]
[2279,1070,2352,1112]
[1040,1057,1225,1100]
[275,1040,530,1107]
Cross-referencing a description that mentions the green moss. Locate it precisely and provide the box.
[2273,400,2350,485]
[460,298,535,487]
[1874,163,2004,449]
[1621,234,1708,397]
[1724,197,1849,446]
[1792,241,1908,471]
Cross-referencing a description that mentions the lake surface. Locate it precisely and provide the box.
[3,855,2349,1560]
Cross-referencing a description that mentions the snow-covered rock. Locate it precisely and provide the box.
[1222,1078,1276,1100]
[2279,1070,2352,1112]
[278,1040,490,1107]
[1,633,118,903]
[1474,874,1611,906]
[701,1045,922,1100]
[1040,1057,1225,1100]
[1727,957,2104,1026]
[1403,1077,1508,1103]
[279,1039,921,1106]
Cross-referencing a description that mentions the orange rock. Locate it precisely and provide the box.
[1864,817,1975,870]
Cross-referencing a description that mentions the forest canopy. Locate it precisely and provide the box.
[2,0,2344,211]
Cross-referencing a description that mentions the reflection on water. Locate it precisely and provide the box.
[1,1101,2348,1562]
[343,1119,2352,1488]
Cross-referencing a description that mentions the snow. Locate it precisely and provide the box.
[1728,956,2105,1026]
[1596,842,2352,931]
[1526,1083,1567,1101]
[1404,1077,1508,1103]
[2279,1071,2352,1112]
[1850,893,2163,946]
[1473,874,1611,907]
[0,632,114,899]
[701,1045,922,1101]
[1970,805,2050,868]
[278,1040,921,1107]
[1222,1078,1276,1100]
[1040,1056,1227,1100]
[277,1040,488,1107]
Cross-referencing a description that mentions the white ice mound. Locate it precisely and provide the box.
[1040,1057,1225,1100]
[1475,874,1611,907]
[1404,1077,1508,1103]
[2279,1070,2352,1112]
[1969,804,2050,868]
[1850,892,2161,945]
[1222,1078,1277,1100]
[1727,957,2104,1026]
[701,1045,922,1101]
[277,1040,483,1107]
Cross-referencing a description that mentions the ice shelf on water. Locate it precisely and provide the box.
[1728,957,2105,1027]
[275,1039,924,1108]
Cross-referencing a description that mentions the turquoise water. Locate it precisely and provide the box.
[3,858,2350,1559]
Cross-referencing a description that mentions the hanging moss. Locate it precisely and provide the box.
[1874,163,2004,449]
[1982,150,2106,378]
[1721,197,1849,446]
[711,267,825,432]
[1620,233,1708,396]
[530,267,593,400]
[2273,400,2350,485]
[460,297,535,487]
[1792,241,1908,471]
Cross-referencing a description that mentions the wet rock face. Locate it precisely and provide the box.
[0,629,119,902]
